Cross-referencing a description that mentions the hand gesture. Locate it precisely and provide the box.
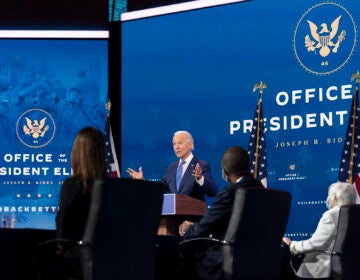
[192,163,203,180]
[126,167,144,180]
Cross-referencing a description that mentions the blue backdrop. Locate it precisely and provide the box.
[0,34,108,229]
[121,0,360,239]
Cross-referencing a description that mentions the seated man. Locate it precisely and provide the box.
[178,146,264,280]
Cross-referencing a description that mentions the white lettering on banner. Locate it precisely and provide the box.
[0,167,50,176]
[0,167,71,176]
[230,110,348,134]
[229,83,353,134]
[230,119,253,134]
[275,84,352,106]
[54,167,71,176]
[3,154,53,163]
[269,110,347,131]
[0,206,58,213]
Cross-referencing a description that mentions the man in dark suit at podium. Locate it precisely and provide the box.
[127,130,217,201]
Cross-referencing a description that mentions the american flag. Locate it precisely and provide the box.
[338,84,360,203]
[248,95,268,187]
[104,117,120,178]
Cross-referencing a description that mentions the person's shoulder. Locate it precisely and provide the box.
[62,176,81,189]
[220,177,262,194]
[216,180,263,201]
[317,206,340,226]
[63,175,78,183]
[219,183,239,196]
[238,176,264,188]
[324,206,340,219]
[211,185,233,202]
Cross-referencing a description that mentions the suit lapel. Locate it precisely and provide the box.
[178,157,197,192]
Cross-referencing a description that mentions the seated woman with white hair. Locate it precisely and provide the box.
[282,182,357,279]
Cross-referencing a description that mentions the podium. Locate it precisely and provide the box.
[158,193,207,235]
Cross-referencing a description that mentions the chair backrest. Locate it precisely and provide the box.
[82,177,164,280]
[331,204,360,280]
[222,187,291,280]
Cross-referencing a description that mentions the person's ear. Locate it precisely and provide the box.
[333,195,338,204]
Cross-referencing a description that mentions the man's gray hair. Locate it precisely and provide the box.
[173,130,194,150]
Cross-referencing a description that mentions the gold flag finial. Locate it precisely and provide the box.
[106,99,112,116]
[253,81,267,95]
[351,70,360,85]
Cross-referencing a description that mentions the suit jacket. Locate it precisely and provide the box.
[161,156,217,201]
[290,206,340,278]
[182,176,264,280]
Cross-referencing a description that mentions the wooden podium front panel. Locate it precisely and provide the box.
[158,194,207,235]
[174,194,206,215]
[158,217,176,235]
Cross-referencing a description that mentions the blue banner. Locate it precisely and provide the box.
[121,0,360,239]
[0,35,108,229]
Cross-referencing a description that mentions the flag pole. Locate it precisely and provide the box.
[349,71,360,183]
[252,81,267,179]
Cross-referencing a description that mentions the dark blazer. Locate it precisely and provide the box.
[184,175,263,240]
[182,176,264,280]
[55,176,91,240]
[161,156,217,201]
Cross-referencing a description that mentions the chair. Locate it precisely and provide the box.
[35,177,164,280]
[179,187,291,280]
[0,228,55,280]
[289,204,360,280]
[329,204,360,280]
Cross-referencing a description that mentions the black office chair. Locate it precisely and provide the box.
[330,204,360,280]
[179,187,291,280]
[289,204,360,280]
[35,177,164,280]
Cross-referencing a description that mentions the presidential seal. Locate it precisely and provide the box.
[16,108,56,148]
[294,2,357,75]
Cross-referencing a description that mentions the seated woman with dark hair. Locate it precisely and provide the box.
[56,126,108,241]
[282,182,357,279]
[36,126,108,280]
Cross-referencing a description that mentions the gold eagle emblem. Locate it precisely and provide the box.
[289,163,296,171]
[23,117,49,139]
[305,15,346,57]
